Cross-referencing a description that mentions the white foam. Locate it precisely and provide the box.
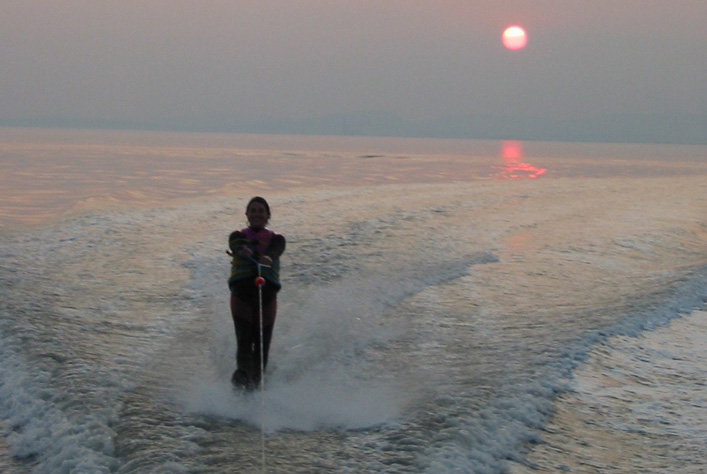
[513,309,707,473]
[0,345,118,474]
[181,369,405,433]
[174,224,503,434]
[178,272,421,432]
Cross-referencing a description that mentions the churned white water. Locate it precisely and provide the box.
[0,130,706,473]
[509,309,707,474]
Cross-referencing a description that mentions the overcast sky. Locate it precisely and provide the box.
[1,1,705,143]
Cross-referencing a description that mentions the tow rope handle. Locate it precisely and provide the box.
[226,249,271,286]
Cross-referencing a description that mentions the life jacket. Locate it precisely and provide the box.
[228,227,282,290]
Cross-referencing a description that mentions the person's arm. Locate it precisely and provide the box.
[229,231,257,259]
[259,234,285,265]
[228,231,246,252]
[266,234,286,258]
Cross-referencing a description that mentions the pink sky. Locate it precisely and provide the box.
[1,1,705,143]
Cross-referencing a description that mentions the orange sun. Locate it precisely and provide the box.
[502,25,527,51]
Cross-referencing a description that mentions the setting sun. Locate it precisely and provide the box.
[502,25,527,51]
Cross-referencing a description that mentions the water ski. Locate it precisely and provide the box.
[231,369,256,392]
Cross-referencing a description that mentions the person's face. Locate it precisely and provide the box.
[246,202,269,229]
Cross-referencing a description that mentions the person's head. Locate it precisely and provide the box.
[245,196,271,230]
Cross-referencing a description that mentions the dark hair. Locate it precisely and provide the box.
[246,196,271,217]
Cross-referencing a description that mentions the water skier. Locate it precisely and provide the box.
[227,196,286,390]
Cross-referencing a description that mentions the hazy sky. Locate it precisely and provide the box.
[2,1,705,143]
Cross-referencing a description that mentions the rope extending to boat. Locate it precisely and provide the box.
[254,265,267,473]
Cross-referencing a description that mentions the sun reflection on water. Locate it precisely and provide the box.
[492,140,546,180]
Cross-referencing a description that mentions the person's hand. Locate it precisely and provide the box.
[239,247,254,259]
[259,255,273,266]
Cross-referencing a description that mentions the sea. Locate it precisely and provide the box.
[0,128,705,473]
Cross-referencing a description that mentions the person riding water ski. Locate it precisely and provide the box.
[228,196,285,390]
